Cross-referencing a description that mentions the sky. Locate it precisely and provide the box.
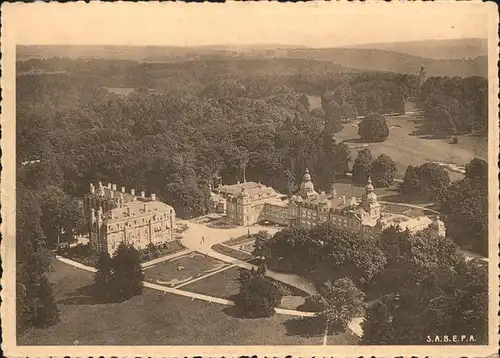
[3,2,493,48]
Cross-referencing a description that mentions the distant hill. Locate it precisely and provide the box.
[17,44,487,78]
[349,38,488,60]
[266,47,487,78]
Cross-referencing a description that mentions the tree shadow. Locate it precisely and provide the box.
[57,284,107,306]
[341,138,366,144]
[222,305,248,319]
[283,316,325,338]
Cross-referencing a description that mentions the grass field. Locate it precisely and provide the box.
[182,266,308,303]
[335,101,487,181]
[18,260,358,345]
[144,252,227,286]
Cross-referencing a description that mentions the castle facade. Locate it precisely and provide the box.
[216,169,445,237]
[84,182,176,254]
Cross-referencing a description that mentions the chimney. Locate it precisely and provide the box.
[121,186,126,193]
[127,207,131,216]
[110,191,114,199]
[141,191,145,198]
[237,181,240,185]
[131,189,135,196]
[151,193,156,201]
[98,181,103,188]
[112,184,117,191]
[108,183,112,189]
[100,187,105,196]
[90,183,95,194]
[143,203,147,212]
[341,195,346,205]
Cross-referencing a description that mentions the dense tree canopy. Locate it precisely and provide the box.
[358,113,390,143]
[17,60,413,219]
[371,154,397,188]
[16,184,60,332]
[420,76,487,135]
[235,268,283,318]
[362,259,488,345]
[262,223,386,286]
[400,162,451,200]
[351,149,373,185]
[440,158,488,255]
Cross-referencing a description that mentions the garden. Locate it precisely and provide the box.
[144,252,227,287]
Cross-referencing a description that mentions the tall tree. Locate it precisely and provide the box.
[93,251,114,302]
[111,243,144,302]
[358,113,389,143]
[316,278,365,332]
[16,185,60,331]
[351,148,373,185]
[371,154,397,188]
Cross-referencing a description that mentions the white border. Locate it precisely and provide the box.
[2,2,499,357]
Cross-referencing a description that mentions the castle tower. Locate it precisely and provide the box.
[299,168,318,199]
[361,176,381,222]
[237,186,252,226]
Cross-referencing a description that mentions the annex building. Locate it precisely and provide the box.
[84,182,176,254]
[213,169,445,237]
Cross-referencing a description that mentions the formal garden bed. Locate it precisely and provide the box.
[211,244,254,261]
[144,252,227,287]
[139,240,187,262]
[222,233,257,247]
[206,220,239,229]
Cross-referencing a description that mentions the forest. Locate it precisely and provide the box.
[17,58,417,219]
[420,76,488,135]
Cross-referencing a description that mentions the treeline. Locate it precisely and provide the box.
[420,76,488,135]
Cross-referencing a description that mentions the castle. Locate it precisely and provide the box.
[84,182,176,254]
[214,169,445,237]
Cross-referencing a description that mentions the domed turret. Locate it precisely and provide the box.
[299,168,317,198]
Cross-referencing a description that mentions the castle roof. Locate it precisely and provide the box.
[103,200,174,224]
[219,181,279,199]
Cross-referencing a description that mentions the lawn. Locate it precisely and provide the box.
[144,252,227,287]
[182,266,308,304]
[212,244,254,261]
[18,260,358,345]
[334,101,486,181]
[332,181,398,199]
